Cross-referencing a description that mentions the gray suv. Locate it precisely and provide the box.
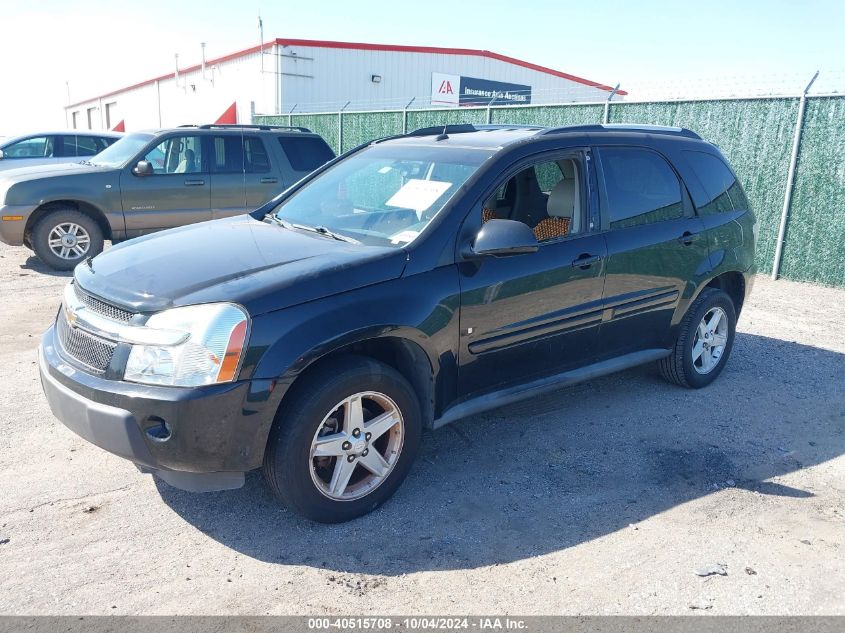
[0,124,335,270]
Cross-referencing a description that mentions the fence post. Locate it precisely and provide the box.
[486,95,497,124]
[771,71,819,281]
[603,83,620,124]
[287,104,296,127]
[402,97,415,134]
[338,101,351,153]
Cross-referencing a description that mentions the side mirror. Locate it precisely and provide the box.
[132,160,154,176]
[466,219,539,258]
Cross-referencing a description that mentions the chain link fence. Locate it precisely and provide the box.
[256,92,845,288]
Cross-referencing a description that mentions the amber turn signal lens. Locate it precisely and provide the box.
[1,216,24,221]
[217,320,247,382]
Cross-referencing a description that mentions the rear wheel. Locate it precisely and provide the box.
[658,288,736,389]
[263,356,422,523]
[32,209,104,271]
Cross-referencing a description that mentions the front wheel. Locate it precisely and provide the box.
[658,288,737,389]
[31,209,104,271]
[262,356,422,523]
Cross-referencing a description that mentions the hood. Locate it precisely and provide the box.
[74,215,409,316]
[0,162,116,205]
[0,161,112,181]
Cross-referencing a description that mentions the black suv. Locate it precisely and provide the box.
[0,124,334,270]
[38,123,756,523]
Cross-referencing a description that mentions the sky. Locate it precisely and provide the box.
[1,0,843,135]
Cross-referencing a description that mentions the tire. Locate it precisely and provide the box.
[31,209,104,271]
[658,288,737,389]
[263,355,422,523]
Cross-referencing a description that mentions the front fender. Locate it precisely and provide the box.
[241,265,461,410]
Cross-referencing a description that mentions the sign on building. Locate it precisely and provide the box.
[432,72,532,107]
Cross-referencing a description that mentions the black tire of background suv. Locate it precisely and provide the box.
[262,355,422,523]
[657,287,737,389]
[32,209,104,271]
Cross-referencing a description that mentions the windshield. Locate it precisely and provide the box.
[273,143,494,247]
[92,133,155,168]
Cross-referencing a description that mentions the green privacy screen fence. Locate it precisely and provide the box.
[257,95,845,287]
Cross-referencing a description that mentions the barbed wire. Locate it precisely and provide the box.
[257,70,845,115]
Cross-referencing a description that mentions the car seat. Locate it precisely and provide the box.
[533,179,578,241]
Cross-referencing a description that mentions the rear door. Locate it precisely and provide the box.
[208,134,281,218]
[593,145,709,356]
[119,133,211,234]
[458,150,608,397]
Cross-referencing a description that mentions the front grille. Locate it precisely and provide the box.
[74,285,134,323]
[56,314,117,372]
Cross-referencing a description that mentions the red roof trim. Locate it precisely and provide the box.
[67,38,625,108]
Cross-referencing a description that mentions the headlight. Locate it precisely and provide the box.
[124,303,249,387]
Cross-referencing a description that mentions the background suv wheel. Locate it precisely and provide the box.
[262,355,422,523]
[32,209,104,271]
[658,288,737,389]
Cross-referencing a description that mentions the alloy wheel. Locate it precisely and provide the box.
[309,391,405,501]
[692,306,729,374]
[48,222,91,260]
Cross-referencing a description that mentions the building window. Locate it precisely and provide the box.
[71,112,79,130]
[86,107,97,130]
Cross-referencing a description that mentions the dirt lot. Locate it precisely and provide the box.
[0,241,843,615]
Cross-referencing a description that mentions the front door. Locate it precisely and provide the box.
[593,145,710,356]
[120,134,211,235]
[457,152,608,398]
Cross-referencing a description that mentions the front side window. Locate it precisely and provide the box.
[3,136,54,159]
[143,135,203,174]
[482,157,584,242]
[599,147,684,229]
[59,135,108,158]
[273,143,493,247]
[91,133,155,168]
[278,136,335,171]
[683,150,749,215]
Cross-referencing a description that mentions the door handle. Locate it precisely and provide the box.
[260,177,279,184]
[678,231,698,246]
[571,254,602,269]
[184,178,205,186]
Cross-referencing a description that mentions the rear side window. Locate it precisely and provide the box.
[683,150,749,215]
[599,147,684,229]
[278,136,335,172]
[211,136,271,173]
[62,135,112,157]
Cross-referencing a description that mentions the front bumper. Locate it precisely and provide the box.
[38,325,281,492]
[0,204,37,245]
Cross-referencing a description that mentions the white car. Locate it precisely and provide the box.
[0,132,122,171]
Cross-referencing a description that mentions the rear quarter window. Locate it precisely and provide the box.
[683,150,749,215]
[278,136,335,172]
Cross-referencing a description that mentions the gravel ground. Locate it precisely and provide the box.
[0,241,843,615]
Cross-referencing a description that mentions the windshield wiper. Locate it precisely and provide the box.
[292,223,360,244]
[265,214,359,244]
[264,213,294,230]
[79,160,95,166]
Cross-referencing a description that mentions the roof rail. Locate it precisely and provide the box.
[406,123,544,138]
[539,124,702,139]
[472,124,545,131]
[406,124,478,137]
[178,124,312,133]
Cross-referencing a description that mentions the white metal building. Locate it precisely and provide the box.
[65,38,624,131]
